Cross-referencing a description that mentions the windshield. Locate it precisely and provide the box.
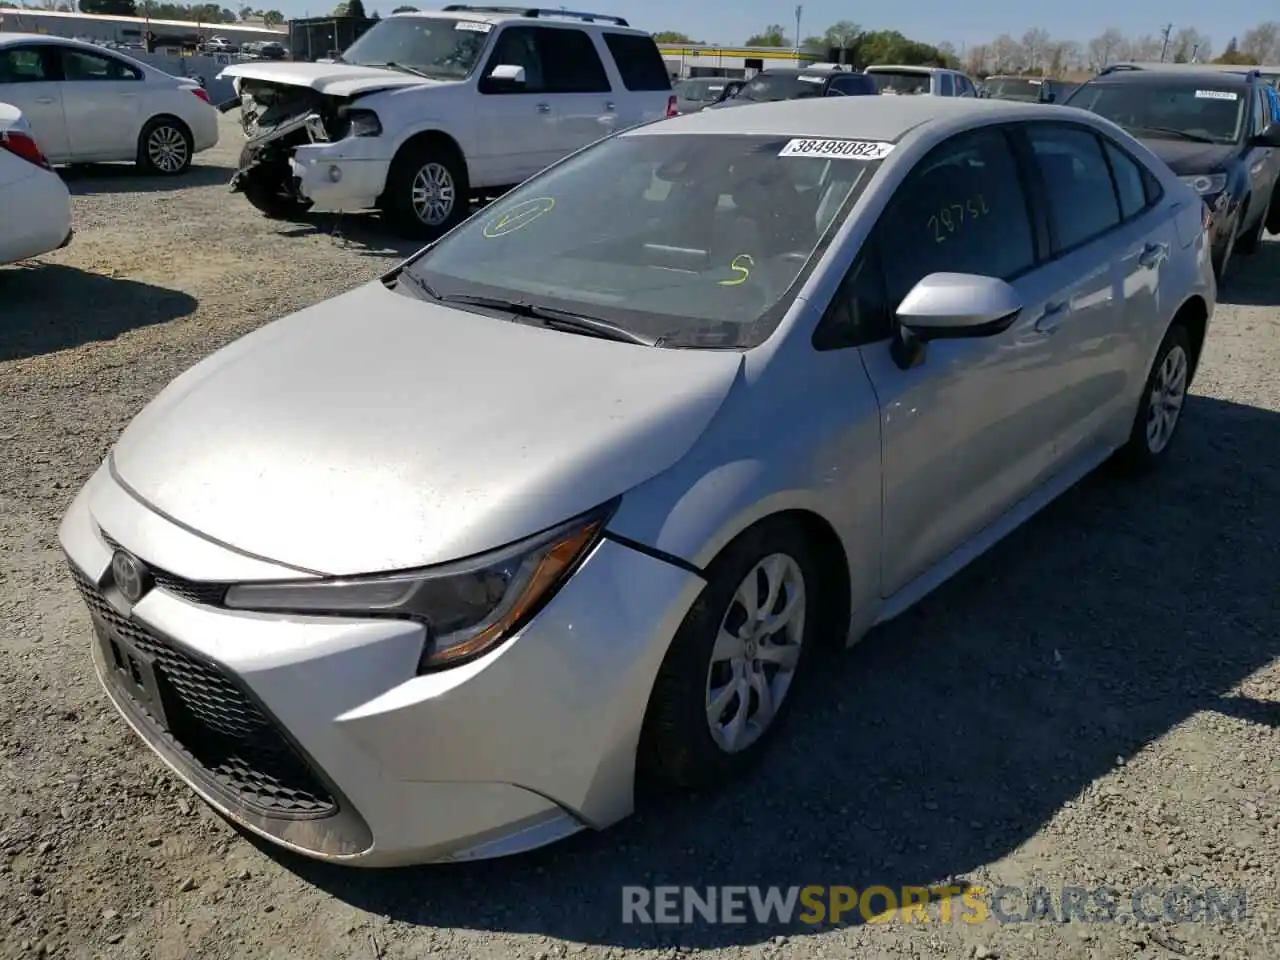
[405,134,880,348]
[734,73,825,102]
[866,69,931,95]
[676,78,727,102]
[339,16,490,79]
[1066,82,1246,143]
[985,77,1042,102]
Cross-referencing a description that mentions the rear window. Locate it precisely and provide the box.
[602,32,671,91]
[986,77,1042,102]
[866,69,931,95]
[407,133,883,348]
[735,73,826,102]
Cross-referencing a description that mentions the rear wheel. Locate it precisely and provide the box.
[380,140,470,239]
[1113,322,1192,474]
[137,117,193,176]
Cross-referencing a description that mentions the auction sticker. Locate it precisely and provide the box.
[455,20,492,31]
[779,138,895,159]
[1195,89,1238,100]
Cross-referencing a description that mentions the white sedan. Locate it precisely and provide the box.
[1,102,71,265]
[0,34,218,174]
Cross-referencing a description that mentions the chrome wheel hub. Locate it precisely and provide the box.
[148,126,188,173]
[411,162,456,226]
[705,553,806,754]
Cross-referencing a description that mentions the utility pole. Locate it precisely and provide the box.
[1158,23,1173,62]
[793,4,802,61]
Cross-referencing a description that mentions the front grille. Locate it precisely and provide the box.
[72,566,337,819]
[100,534,227,607]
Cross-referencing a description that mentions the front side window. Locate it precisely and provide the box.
[406,133,882,348]
[339,16,491,80]
[61,49,142,81]
[480,25,545,92]
[1026,124,1122,251]
[1066,81,1246,144]
[813,241,891,350]
[876,127,1036,307]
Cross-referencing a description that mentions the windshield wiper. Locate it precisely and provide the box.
[438,294,660,346]
[365,61,432,78]
[385,267,440,300]
[1129,125,1218,144]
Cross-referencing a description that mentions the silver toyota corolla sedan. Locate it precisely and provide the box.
[60,95,1216,867]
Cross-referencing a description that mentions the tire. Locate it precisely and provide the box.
[1267,192,1280,236]
[1213,215,1238,284]
[380,139,470,240]
[1235,207,1265,256]
[1113,322,1192,475]
[137,116,193,176]
[637,518,821,791]
[240,164,309,219]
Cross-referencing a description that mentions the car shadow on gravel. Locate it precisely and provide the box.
[252,394,1280,951]
[0,263,197,361]
[1220,235,1280,306]
[59,162,236,195]
[273,215,424,261]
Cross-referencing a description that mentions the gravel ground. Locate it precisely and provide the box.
[2,114,1279,960]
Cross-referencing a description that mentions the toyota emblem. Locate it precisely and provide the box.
[110,550,151,604]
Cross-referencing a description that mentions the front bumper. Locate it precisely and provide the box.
[287,135,391,212]
[59,463,703,866]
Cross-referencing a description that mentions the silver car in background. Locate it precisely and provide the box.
[60,96,1214,867]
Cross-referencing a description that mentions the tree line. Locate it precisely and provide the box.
[654,20,1280,77]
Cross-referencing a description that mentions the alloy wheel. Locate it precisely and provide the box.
[411,162,456,226]
[148,125,188,173]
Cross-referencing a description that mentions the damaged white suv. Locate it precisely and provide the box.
[218,5,677,237]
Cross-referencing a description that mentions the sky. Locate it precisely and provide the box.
[281,0,1269,55]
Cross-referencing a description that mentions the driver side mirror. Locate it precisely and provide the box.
[1252,120,1280,148]
[480,63,526,93]
[890,272,1023,370]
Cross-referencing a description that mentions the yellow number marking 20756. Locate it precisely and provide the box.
[927,194,990,243]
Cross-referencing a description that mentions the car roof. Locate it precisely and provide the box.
[1088,68,1252,87]
[393,6,649,35]
[629,94,1045,141]
[865,64,949,74]
[0,32,139,54]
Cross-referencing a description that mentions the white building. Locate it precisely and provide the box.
[658,43,824,80]
[0,8,285,47]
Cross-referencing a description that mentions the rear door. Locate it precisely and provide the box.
[601,31,673,125]
[56,45,144,160]
[1246,83,1280,227]
[0,43,70,161]
[1018,121,1152,467]
[533,26,616,150]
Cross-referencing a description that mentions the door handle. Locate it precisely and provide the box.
[535,102,551,114]
[119,92,139,99]
[1034,301,1068,334]
[604,101,616,111]
[1138,242,1168,268]
[34,96,56,104]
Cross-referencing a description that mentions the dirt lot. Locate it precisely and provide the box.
[2,114,1279,960]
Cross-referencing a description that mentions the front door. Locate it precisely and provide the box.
[56,46,144,160]
[472,25,560,185]
[0,44,70,161]
[857,125,1071,595]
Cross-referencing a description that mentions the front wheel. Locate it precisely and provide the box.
[380,141,470,239]
[239,164,310,219]
[638,519,820,791]
[1113,323,1192,474]
[137,117,193,176]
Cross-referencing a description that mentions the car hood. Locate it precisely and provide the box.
[1137,138,1237,177]
[109,281,743,576]
[218,60,445,97]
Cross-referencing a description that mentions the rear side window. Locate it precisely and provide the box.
[939,73,954,96]
[603,32,671,91]
[537,28,610,93]
[1101,139,1147,220]
[1026,124,1122,251]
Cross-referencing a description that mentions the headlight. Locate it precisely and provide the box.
[343,108,382,138]
[224,500,616,671]
[1180,173,1227,196]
